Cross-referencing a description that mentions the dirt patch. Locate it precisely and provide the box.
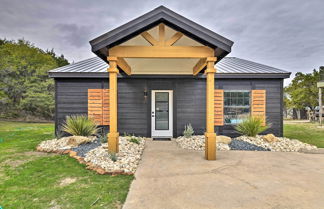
[58,177,78,187]
[1,151,56,168]
[2,159,30,168]
[23,151,56,157]
[49,200,62,209]
[114,201,123,209]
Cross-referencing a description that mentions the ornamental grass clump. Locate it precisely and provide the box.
[183,123,194,138]
[129,136,140,145]
[235,116,269,137]
[62,115,98,136]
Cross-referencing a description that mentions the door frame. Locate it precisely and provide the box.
[151,90,173,138]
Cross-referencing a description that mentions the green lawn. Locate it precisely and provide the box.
[284,122,324,148]
[0,121,133,209]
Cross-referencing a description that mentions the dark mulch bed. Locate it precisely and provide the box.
[229,139,270,151]
[71,138,102,157]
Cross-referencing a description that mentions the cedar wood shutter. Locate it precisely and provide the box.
[251,90,266,126]
[214,89,224,126]
[214,89,266,126]
[88,89,110,125]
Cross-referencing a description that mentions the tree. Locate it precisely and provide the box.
[0,39,69,120]
[285,68,322,119]
[46,49,69,67]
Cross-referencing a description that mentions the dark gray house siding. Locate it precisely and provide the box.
[55,77,284,137]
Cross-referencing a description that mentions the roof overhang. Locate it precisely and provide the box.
[49,72,291,79]
[89,6,234,63]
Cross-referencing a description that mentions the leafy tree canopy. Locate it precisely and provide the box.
[285,67,324,110]
[0,39,69,120]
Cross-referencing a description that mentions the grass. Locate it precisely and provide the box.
[284,122,324,148]
[0,121,133,209]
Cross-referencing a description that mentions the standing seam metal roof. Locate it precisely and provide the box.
[49,56,290,76]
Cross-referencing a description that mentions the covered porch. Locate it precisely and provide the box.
[107,24,218,160]
[89,6,233,160]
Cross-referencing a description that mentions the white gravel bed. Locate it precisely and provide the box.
[84,136,146,174]
[37,136,96,152]
[175,135,230,151]
[236,135,317,152]
[175,134,317,152]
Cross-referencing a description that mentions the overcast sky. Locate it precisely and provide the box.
[1,0,324,85]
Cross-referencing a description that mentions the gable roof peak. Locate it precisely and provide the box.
[90,6,234,62]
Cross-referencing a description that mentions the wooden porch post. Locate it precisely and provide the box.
[107,57,119,153]
[205,57,217,160]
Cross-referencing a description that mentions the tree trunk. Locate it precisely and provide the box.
[296,109,301,120]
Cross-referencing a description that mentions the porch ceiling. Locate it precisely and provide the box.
[124,58,199,75]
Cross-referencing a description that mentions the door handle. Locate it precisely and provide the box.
[152,111,155,117]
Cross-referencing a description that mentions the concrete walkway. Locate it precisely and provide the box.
[123,140,324,209]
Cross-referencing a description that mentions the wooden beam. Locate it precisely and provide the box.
[158,23,165,45]
[107,57,119,153]
[141,32,158,46]
[165,32,183,46]
[193,58,207,75]
[205,57,217,160]
[117,57,131,75]
[109,46,214,58]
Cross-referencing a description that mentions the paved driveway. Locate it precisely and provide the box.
[123,140,324,209]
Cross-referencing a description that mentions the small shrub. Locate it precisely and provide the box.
[62,115,98,136]
[109,152,118,162]
[183,123,194,138]
[100,134,107,143]
[235,116,269,137]
[123,132,131,137]
[128,136,140,144]
[98,127,107,143]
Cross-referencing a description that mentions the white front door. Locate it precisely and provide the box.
[151,90,173,138]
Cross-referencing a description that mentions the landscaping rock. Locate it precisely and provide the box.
[71,138,101,157]
[69,151,77,157]
[84,136,146,174]
[262,134,278,143]
[66,136,93,146]
[236,135,317,152]
[175,135,230,151]
[217,135,232,144]
[229,139,270,151]
[37,136,96,152]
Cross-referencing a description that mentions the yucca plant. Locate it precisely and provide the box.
[62,115,98,136]
[235,116,269,137]
[183,123,194,138]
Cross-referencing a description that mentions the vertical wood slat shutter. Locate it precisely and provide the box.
[251,90,266,126]
[88,89,110,125]
[214,89,224,126]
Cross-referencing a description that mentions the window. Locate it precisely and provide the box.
[224,91,250,124]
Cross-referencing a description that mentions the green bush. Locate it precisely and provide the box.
[128,136,140,144]
[109,152,118,162]
[183,123,194,138]
[235,116,269,137]
[62,115,98,136]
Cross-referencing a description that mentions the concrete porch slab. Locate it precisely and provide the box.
[123,140,324,209]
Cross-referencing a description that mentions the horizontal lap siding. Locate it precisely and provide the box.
[55,77,284,138]
[55,79,103,134]
[118,79,147,136]
[216,79,283,137]
[176,79,205,136]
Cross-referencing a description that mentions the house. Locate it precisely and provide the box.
[49,6,290,160]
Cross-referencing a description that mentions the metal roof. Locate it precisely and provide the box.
[48,56,290,79]
[89,6,234,62]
